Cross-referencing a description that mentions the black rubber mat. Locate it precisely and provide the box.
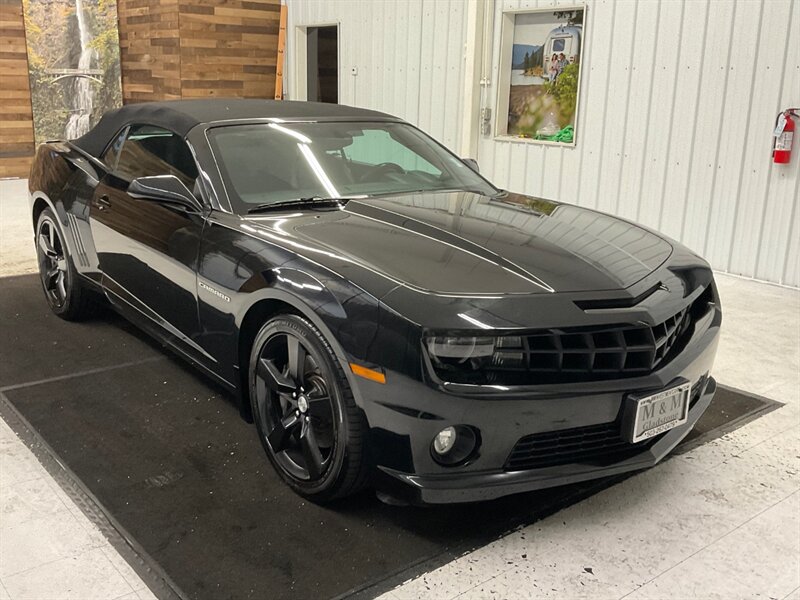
[0,275,781,600]
[0,274,163,388]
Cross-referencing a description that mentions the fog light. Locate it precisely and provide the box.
[433,426,456,455]
[430,425,480,466]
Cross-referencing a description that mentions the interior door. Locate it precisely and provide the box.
[89,124,206,353]
[305,25,338,103]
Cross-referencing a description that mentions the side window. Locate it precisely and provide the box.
[342,129,441,175]
[115,124,198,187]
[102,127,127,170]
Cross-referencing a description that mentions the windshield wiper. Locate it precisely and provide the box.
[247,196,361,214]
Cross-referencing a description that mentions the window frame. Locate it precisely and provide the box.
[97,122,207,208]
[112,123,200,185]
[100,125,129,171]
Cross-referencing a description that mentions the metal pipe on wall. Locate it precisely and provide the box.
[459,0,486,159]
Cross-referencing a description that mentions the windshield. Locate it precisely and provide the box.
[207,121,497,212]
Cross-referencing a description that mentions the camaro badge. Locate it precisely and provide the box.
[199,281,231,302]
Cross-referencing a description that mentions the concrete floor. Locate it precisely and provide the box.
[0,180,36,279]
[1,178,799,599]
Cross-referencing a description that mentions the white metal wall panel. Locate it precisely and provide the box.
[753,0,799,284]
[729,0,792,278]
[658,0,708,242]
[635,0,685,228]
[704,1,763,276]
[574,0,615,212]
[286,0,469,154]
[593,0,637,217]
[680,0,736,265]
[286,0,799,287]
[614,0,659,221]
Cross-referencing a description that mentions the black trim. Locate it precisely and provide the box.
[574,282,663,310]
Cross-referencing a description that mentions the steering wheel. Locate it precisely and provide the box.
[357,162,406,182]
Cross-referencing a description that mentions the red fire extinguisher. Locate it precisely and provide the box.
[773,108,798,164]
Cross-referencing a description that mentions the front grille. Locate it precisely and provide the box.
[504,375,708,471]
[493,307,691,383]
[431,285,716,386]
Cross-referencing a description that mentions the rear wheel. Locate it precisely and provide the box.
[35,208,98,320]
[248,314,369,501]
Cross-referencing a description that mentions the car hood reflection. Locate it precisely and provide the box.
[244,191,673,296]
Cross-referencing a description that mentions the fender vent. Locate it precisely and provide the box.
[66,213,89,268]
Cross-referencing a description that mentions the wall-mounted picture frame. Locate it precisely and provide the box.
[22,0,123,145]
[495,6,586,146]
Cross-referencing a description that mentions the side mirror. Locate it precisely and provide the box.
[462,158,480,173]
[128,175,203,212]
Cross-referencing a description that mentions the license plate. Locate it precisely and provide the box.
[624,380,691,443]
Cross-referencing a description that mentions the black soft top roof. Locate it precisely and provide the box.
[72,99,399,158]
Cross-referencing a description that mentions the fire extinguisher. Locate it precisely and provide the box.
[773,108,798,164]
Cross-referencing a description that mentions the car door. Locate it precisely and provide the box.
[89,124,207,358]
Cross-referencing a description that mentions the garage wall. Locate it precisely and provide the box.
[0,0,34,178]
[118,0,281,102]
[118,0,182,101]
[478,0,799,287]
[286,0,799,288]
[286,0,471,154]
[0,0,281,178]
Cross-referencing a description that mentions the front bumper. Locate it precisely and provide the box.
[380,377,715,504]
[356,304,720,504]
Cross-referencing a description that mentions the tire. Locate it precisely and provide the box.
[35,208,98,321]
[248,313,370,501]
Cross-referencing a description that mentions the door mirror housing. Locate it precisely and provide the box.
[128,175,203,212]
[461,158,480,173]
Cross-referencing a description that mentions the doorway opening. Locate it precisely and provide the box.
[306,25,338,103]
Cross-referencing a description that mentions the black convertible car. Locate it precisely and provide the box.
[28,99,720,504]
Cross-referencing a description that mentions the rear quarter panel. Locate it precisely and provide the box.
[28,143,74,208]
[28,142,104,277]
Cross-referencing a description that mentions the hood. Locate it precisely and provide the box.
[246,191,673,296]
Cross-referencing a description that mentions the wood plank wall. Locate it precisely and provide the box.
[178,0,280,99]
[0,0,280,178]
[0,0,34,178]
[118,0,280,103]
[118,0,182,101]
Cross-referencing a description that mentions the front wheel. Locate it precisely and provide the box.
[248,314,370,501]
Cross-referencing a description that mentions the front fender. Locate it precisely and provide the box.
[232,277,381,412]
[231,262,382,360]
[197,238,382,401]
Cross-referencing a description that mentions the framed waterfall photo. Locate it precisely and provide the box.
[495,6,586,146]
[22,0,123,145]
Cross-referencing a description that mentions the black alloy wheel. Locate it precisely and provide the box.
[257,331,335,480]
[37,215,68,308]
[249,314,369,501]
[35,208,98,320]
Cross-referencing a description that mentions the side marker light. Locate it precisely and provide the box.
[349,363,386,384]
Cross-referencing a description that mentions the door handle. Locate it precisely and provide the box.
[94,195,111,211]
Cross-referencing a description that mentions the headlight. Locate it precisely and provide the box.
[426,336,494,363]
[425,335,526,370]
